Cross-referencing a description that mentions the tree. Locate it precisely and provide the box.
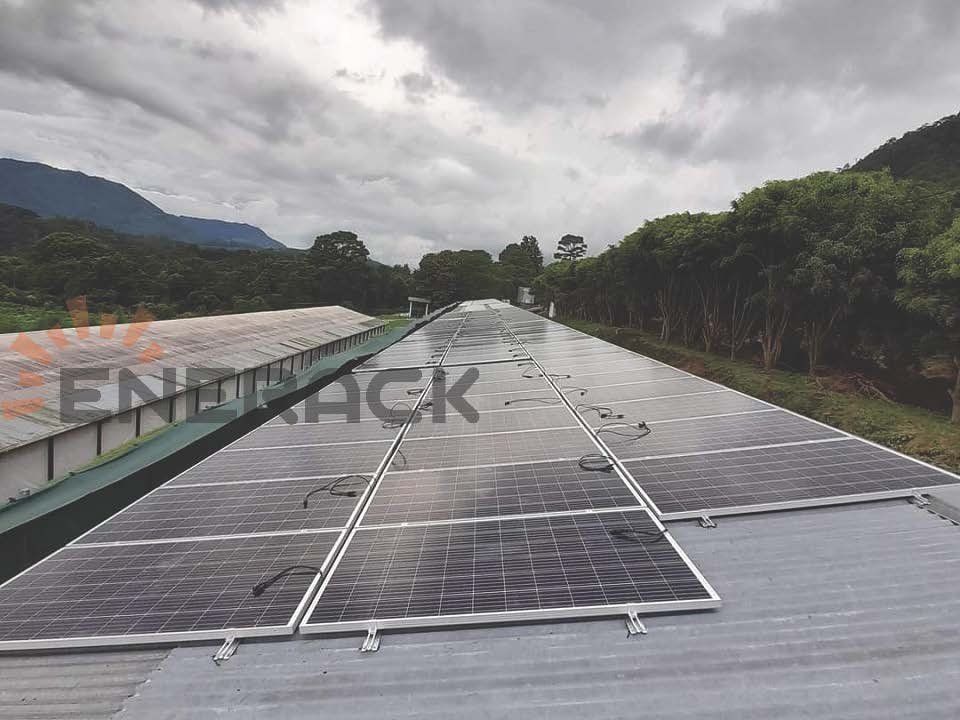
[308,230,370,305]
[554,234,587,261]
[898,217,960,422]
[519,235,544,271]
[498,240,541,299]
[415,250,498,305]
[308,230,369,271]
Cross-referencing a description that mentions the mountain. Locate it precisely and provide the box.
[0,158,284,250]
[850,111,960,187]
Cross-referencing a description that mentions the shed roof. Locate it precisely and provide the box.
[0,306,382,453]
[4,496,958,719]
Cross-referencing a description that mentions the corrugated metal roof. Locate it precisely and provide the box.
[0,306,382,452]
[0,648,168,719]
[6,498,957,718]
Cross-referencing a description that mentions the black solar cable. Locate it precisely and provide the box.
[596,421,651,442]
[504,397,561,407]
[302,475,372,507]
[578,454,615,472]
[251,565,322,597]
[608,527,669,545]
[575,403,624,419]
[518,363,540,378]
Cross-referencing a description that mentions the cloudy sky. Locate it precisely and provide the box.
[1,0,959,264]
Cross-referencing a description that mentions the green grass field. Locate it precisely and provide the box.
[564,320,960,474]
[377,313,411,332]
[0,302,80,334]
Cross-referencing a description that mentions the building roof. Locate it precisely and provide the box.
[4,495,959,719]
[0,306,382,453]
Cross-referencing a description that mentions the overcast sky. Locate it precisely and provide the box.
[1,0,959,265]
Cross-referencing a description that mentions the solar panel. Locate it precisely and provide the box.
[406,406,579,439]
[569,367,688,388]
[458,376,554,396]
[603,410,843,461]
[169,439,395,485]
[393,427,600,472]
[301,509,718,632]
[359,459,645,526]
[582,389,767,423]
[622,437,960,518]
[0,532,340,651]
[235,417,402,447]
[427,389,555,414]
[80,477,365,544]
[564,377,716,404]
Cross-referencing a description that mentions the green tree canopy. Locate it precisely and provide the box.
[554,234,587,261]
[898,216,960,421]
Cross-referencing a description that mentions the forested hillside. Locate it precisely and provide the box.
[534,169,960,422]
[0,159,284,250]
[0,205,545,330]
[0,207,413,327]
[5,114,960,423]
[851,111,960,187]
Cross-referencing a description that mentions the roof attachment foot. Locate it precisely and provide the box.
[360,627,381,653]
[212,635,240,665]
[698,515,717,529]
[625,611,647,637]
[911,491,930,508]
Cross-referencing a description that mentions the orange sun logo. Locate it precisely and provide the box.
[3,297,166,420]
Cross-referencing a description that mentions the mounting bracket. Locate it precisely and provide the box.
[911,491,930,508]
[625,611,647,636]
[212,635,240,665]
[360,627,381,653]
[698,515,717,529]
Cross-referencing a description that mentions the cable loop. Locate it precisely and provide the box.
[608,527,669,545]
[302,475,371,507]
[578,453,615,472]
[575,403,623,419]
[504,397,561,407]
[596,421,651,442]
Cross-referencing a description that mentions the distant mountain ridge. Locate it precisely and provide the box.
[0,158,284,250]
[851,111,960,188]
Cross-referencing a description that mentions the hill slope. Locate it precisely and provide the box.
[851,111,960,187]
[0,158,284,250]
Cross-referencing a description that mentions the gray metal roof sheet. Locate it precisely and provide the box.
[0,306,382,452]
[5,498,958,718]
[0,648,168,720]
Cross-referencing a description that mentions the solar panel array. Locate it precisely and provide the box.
[0,322,466,651]
[498,303,959,519]
[4,297,956,651]
[301,302,719,634]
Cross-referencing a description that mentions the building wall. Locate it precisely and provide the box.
[0,442,48,500]
[0,325,384,503]
[50,424,98,479]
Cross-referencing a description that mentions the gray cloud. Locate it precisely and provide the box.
[191,0,285,14]
[398,72,436,103]
[609,119,703,160]
[364,0,713,110]
[683,0,960,97]
[1,0,959,268]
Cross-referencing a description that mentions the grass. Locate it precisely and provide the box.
[377,313,411,332]
[71,424,175,476]
[564,319,960,474]
[0,302,78,333]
